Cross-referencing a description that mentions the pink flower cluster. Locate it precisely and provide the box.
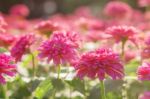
[38,31,79,65]
[74,48,124,80]
[0,54,16,84]
[11,33,35,62]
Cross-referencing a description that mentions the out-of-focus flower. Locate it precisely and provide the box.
[0,33,16,47]
[74,48,124,80]
[0,16,7,33]
[141,36,150,59]
[124,51,136,63]
[35,21,61,36]
[104,1,132,19]
[0,53,16,84]
[11,33,35,62]
[137,63,150,80]
[138,0,150,7]
[105,26,139,44]
[38,31,79,65]
[9,4,29,17]
[139,92,150,99]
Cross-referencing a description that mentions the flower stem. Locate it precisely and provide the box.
[31,53,36,78]
[100,80,106,99]
[57,64,61,79]
[121,39,126,57]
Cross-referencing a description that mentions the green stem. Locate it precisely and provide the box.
[121,40,126,57]
[31,53,36,78]
[100,80,106,99]
[2,84,9,99]
[57,64,61,79]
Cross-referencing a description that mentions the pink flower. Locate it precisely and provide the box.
[9,4,29,17]
[0,53,16,84]
[38,31,79,65]
[74,48,124,80]
[0,33,16,47]
[138,0,150,7]
[105,26,139,43]
[0,16,7,33]
[35,21,61,35]
[141,36,150,59]
[104,1,132,18]
[11,34,35,62]
[137,63,150,80]
[139,92,150,99]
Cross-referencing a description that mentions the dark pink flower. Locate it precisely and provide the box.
[104,1,132,18]
[137,63,150,80]
[11,34,35,62]
[74,48,124,80]
[0,53,16,84]
[105,26,139,43]
[139,92,150,99]
[9,4,29,17]
[38,31,79,65]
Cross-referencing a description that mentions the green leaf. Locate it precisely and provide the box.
[66,78,85,94]
[33,79,53,99]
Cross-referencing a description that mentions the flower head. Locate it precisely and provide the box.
[137,63,150,80]
[11,33,35,62]
[106,26,138,43]
[9,4,29,17]
[0,53,16,84]
[35,21,61,35]
[0,33,16,47]
[104,1,132,18]
[38,31,79,65]
[74,48,124,80]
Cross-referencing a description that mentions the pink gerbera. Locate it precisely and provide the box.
[0,53,16,84]
[74,48,124,80]
[11,34,35,62]
[137,63,150,80]
[106,26,138,44]
[104,1,132,18]
[38,31,79,65]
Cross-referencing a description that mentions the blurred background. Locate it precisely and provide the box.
[0,0,138,18]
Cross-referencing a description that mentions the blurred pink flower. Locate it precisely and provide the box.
[9,4,29,17]
[0,53,16,84]
[104,1,132,18]
[38,31,79,65]
[0,16,7,33]
[35,20,61,34]
[0,33,16,47]
[11,33,35,62]
[138,0,150,7]
[139,92,150,99]
[105,26,139,44]
[74,48,124,80]
[137,63,150,80]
